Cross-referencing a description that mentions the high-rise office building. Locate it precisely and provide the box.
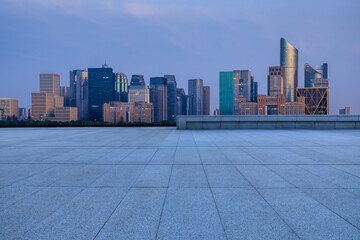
[219,71,234,115]
[267,66,285,96]
[188,79,203,115]
[115,73,128,102]
[296,87,329,115]
[60,86,71,107]
[40,74,60,96]
[0,98,18,120]
[70,70,85,107]
[103,101,153,123]
[304,63,329,87]
[150,77,167,122]
[339,107,351,115]
[76,71,89,120]
[130,75,145,86]
[31,92,55,120]
[203,86,210,115]
[233,70,251,114]
[128,86,150,103]
[54,96,65,108]
[250,76,258,102]
[186,95,194,116]
[164,75,177,121]
[53,107,78,122]
[18,107,27,120]
[88,65,115,121]
[280,38,298,102]
[176,88,187,116]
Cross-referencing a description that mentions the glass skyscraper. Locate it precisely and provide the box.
[280,38,298,102]
[219,71,234,115]
[164,75,177,121]
[115,73,128,102]
[188,79,203,115]
[130,75,145,86]
[304,63,328,87]
[88,65,115,121]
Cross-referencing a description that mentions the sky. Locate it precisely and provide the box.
[0,0,359,114]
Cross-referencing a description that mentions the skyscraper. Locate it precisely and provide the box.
[70,70,85,107]
[296,87,329,115]
[164,75,177,121]
[250,76,258,102]
[76,71,89,120]
[188,79,203,115]
[150,77,167,122]
[130,75,145,86]
[31,93,55,120]
[219,71,234,115]
[40,74,60,96]
[88,65,115,121]
[267,66,285,96]
[0,98,18,119]
[176,88,187,116]
[18,107,27,120]
[233,70,251,114]
[115,73,128,102]
[280,38,298,102]
[60,86,71,107]
[304,63,329,87]
[203,86,210,115]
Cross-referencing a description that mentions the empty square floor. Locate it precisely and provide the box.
[0,127,360,240]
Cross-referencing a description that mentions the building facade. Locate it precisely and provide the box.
[18,107,27,120]
[250,76,258,102]
[304,63,328,88]
[164,75,177,121]
[130,75,145,86]
[280,38,298,102]
[267,66,285,96]
[176,88,187,116]
[76,71,89,121]
[40,73,60,96]
[0,98,19,120]
[233,70,251,113]
[296,87,329,115]
[150,77,167,122]
[60,86,71,107]
[339,107,351,115]
[219,71,234,115]
[103,101,153,123]
[53,107,78,122]
[238,94,305,115]
[188,79,203,115]
[115,73,128,102]
[88,65,115,121]
[70,70,86,107]
[128,85,150,103]
[31,92,55,120]
[203,86,210,115]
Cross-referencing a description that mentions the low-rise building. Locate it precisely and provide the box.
[0,98,18,120]
[103,101,153,123]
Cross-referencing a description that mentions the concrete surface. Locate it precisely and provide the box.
[0,127,359,239]
[176,115,360,129]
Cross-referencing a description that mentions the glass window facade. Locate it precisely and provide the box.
[280,38,298,102]
[219,71,233,115]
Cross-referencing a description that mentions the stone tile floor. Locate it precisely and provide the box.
[0,127,359,239]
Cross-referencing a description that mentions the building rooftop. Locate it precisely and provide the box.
[0,127,359,239]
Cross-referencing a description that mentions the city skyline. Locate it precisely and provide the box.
[1,0,359,114]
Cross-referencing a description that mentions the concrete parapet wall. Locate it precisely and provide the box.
[176,115,360,129]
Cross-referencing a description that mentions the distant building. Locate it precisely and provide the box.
[18,107,27,120]
[40,73,60,96]
[130,75,145,86]
[31,92,55,120]
[186,95,194,116]
[280,38,298,102]
[219,71,234,115]
[115,73,128,102]
[70,70,86,107]
[304,63,328,87]
[233,70,251,113]
[267,66,285,96]
[53,107,78,122]
[339,107,351,115]
[238,94,305,115]
[176,88,187,116]
[203,86,210,115]
[54,96,65,108]
[76,71,89,121]
[214,108,220,116]
[103,101,153,123]
[311,78,329,88]
[0,98,18,120]
[164,75,177,121]
[128,85,150,103]
[250,76,258,102]
[88,65,115,121]
[296,87,329,115]
[150,77,167,122]
[60,86,71,107]
[188,79,203,115]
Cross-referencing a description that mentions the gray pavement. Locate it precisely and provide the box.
[0,127,359,239]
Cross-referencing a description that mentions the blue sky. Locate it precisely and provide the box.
[1,0,359,114]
